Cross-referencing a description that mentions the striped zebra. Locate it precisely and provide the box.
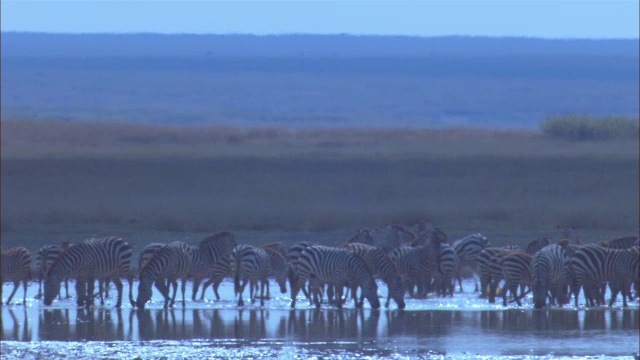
[348,228,375,246]
[601,235,639,249]
[343,242,405,309]
[291,245,380,309]
[569,244,639,307]
[531,244,569,308]
[452,233,489,292]
[136,242,191,309]
[1,247,32,305]
[253,242,288,299]
[387,245,417,297]
[477,245,518,302]
[394,242,441,298]
[286,241,317,300]
[44,237,133,308]
[198,254,231,301]
[498,252,533,307]
[525,237,551,255]
[231,244,287,306]
[35,242,71,300]
[195,232,237,300]
[437,243,459,297]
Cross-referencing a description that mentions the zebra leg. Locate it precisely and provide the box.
[6,280,20,305]
[76,279,86,306]
[191,277,201,302]
[36,279,43,299]
[98,280,105,306]
[22,279,28,305]
[456,269,464,293]
[180,279,186,308]
[199,278,213,300]
[238,280,247,306]
[113,277,124,308]
[65,278,71,298]
[86,278,96,307]
[260,280,266,306]
[170,280,179,307]
[212,279,223,301]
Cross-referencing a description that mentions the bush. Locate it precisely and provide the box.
[542,115,639,141]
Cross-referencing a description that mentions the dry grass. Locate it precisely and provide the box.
[1,119,638,254]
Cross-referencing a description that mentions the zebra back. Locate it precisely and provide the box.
[1,247,32,281]
[199,232,237,269]
[525,237,551,255]
[603,235,640,249]
[452,233,489,266]
[295,245,380,309]
[36,244,63,280]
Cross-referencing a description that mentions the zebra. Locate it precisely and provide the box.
[531,244,569,308]
[437,243,459,297]
[35,242,71,300]
[252,242,288,299]
[286,241,317,300]
[198,254,231,301]
[44,237,133,308]
[181,243,214,301]
[195,232,237,299]
[498,252,533,307]
[347,228,375,246]
[452,233,489,292]
[477,246,519,302]
[136,242,191,309]
[569,244,639,307]
[379,224,416,253]
[394,241,441,299]
[291,245,380,309]
[343,242,405,309]
[601,235,639,249]
[1,247,32,306]
[387,245,417,298]
[525,237,551,255]
[231,244,286,306]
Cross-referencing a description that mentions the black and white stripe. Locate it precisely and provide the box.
[452,233,489,292]
[291,245,380,309]
[525,237,551,255]
[498,252,532,306]
[437,243,459,297]
[570,244,639,307]
[136,241,191,309]
[343,242,405,309]
[531,244,569,308]
[231,244,282,306]
[44,237,133,308]
[1,247,32,305]
[35,243,70,300]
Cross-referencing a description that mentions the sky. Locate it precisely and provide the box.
[1,0,639,39]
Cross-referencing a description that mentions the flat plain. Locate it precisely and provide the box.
[1,119,638,255]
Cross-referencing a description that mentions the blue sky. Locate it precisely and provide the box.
[2,0,638,38]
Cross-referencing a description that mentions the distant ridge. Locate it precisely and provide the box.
[2,32,638,57]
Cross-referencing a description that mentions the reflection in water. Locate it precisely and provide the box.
[1,307,639,356]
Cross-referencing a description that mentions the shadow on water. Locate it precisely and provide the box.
[1,307,639,357]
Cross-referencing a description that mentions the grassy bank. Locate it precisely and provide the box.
[1,119,638,253]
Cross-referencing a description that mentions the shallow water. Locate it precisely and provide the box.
[1,279,639,359]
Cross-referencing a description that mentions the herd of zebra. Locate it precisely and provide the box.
[1,225,638,310]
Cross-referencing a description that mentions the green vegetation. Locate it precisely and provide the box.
[1,119,638,254]
[542,115,639,141]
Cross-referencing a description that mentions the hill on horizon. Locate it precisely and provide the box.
[2,33,638,128]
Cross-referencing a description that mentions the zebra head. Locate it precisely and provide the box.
[43,273,62,306]
[532,277,548,309]
[136,277,154,309]
[361,278,381,309]
[274,269,288,294]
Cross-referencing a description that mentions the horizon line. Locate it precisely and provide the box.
[2,31,638,41]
